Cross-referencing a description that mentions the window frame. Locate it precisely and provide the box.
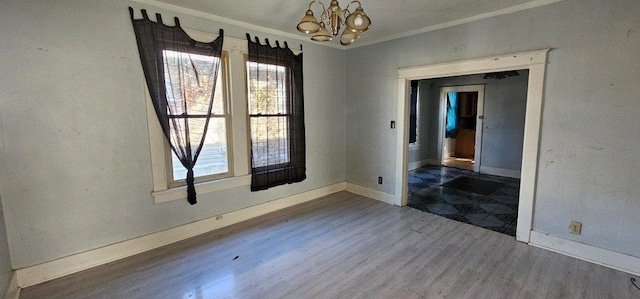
[245,59,294,172]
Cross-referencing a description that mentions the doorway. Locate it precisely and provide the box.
[395,49,549,243]
[440,85,485,172]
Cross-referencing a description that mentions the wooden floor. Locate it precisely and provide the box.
[20,192,638,298]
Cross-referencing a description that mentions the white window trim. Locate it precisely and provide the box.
[146,30,255,204]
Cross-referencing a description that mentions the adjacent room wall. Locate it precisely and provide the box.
[408,72,529,174]
[0,194,12,295]
[345,0,640,258]
[0,1,346,268]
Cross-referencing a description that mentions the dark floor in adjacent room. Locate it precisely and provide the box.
[408,165,520,236]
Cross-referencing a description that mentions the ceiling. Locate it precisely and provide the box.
[149,0,561,47]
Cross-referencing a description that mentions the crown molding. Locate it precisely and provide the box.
[130,0,565,50]
[349,0,565,49]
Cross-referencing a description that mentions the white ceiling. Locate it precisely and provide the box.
[146,0,562,47]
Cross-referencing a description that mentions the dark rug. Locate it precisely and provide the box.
[440,177,505,195]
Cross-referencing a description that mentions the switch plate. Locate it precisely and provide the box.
[390,121,395,129]
[569,221,582,235]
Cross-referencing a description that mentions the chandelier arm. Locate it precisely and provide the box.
[343,0,363,22]
[308,0,329,22]
[307,0,321,10]
[344,0,362,11]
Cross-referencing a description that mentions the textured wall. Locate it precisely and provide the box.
[345,0,640,257]
[1,0,639,272]
[0,1,346,268]
[0,195,11,295]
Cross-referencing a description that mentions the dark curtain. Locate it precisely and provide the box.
[409,80,418,144]
[246,34,306,191]
[130,8,224,204]
[445,92,459,138]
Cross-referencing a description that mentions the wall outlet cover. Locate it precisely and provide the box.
[569,221,582,235]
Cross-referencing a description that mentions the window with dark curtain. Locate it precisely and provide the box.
[130,8,224,205]
[409,80,419,144]
[246,34,306,191]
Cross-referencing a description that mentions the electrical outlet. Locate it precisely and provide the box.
[569,221,582,235]
[378,177,383,184]
[390,121,395,129]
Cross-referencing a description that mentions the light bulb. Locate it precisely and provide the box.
[354,15,363,26]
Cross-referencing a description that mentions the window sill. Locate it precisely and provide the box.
[152,175,251,204]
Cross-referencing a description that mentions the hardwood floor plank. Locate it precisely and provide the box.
[20,191,638,299]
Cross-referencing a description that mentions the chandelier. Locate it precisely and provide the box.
[296,0,371,46]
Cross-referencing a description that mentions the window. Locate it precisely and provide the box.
[138,25,253,203]
[245,36,306,191]
[137,20,302,202]
[164,51,233,187]
[246,62,290,168]
[133,10,305,203]
[131,11,228,204]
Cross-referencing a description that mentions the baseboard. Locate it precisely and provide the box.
[407,159,430,171]
[407,159,435,170]
[410,158,440,169]
[479,166,521,178]
[3,272,19,299]
[529,231,640,276]
[426,159,440,165]
[11,184,640,289]
[345,183,396,205]
[15,182,346,288]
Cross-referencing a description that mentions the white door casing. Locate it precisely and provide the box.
[396,49,549,243]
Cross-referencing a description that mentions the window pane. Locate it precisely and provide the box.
[250,116,290,168]
[171,118,229,180]
[163,50,224,115]
[246,62,287,115]
[247,61,291,168]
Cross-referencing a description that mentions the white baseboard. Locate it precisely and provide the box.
[345,183,396,206]
[479,166,521,178]
[3,272,19,299]
[426,159,440,165]
[529,231,640,276]
[407,159,430,171]
[15,182,346,288]
[19,181,639,289]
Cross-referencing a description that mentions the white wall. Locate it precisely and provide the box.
[346,0,640,257]
[408,72,529,173]
[0,194,11,295]
[0,1,345,268]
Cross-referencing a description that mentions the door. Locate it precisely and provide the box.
[439,85,485,172]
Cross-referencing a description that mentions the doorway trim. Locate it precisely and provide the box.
[439,85,485,172]
[395,49,549,243]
